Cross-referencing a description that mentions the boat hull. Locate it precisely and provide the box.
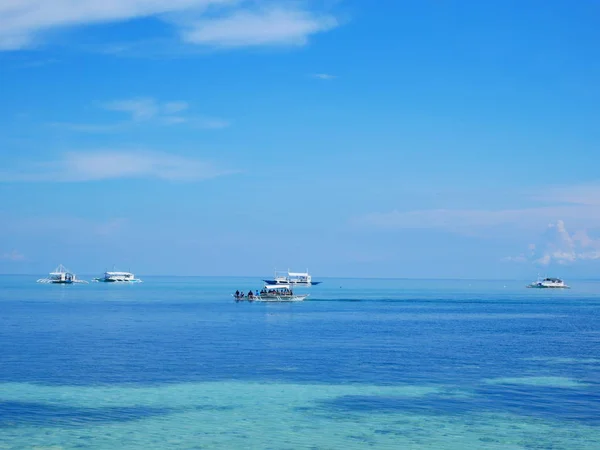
[93,278,142,283]
[37,279,88,284]
[233,294,308,302]
[527,284,569,289]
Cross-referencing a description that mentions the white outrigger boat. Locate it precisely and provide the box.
[527,277,570,289]
[93,270,142,283]
[233,285,308,302]
[37,264,88,284]
[263,269,321,286]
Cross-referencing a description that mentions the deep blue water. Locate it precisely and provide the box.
[1,275,599,448]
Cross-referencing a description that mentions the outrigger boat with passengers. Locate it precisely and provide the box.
[233,285,309,302]
[37,264,88,284]
[263,269,321,286]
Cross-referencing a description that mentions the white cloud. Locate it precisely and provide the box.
[0,0,224,50]
[312,73,337,80]
[0,1,340,51]
[536,220,600,265]
[0,250,25,261]
[182,7,338,47]
[506,220,600,266]
[0,151,236,182]
[358,183,600,267]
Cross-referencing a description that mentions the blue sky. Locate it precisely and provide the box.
[1,0,600,278]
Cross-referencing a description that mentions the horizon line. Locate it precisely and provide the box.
[2,274,600,282]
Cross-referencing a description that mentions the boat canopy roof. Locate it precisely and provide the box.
[288,272,309,277]
[265,284,291,290]
[544,277,563,282]
[106,271,133,276]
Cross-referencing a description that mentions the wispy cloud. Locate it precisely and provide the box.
[312,73,337,80]
[103,97,161,121]
[162,101,189,115]
[356,183,600,234]
[0,216,130,242]
[47,122,125,133]
[9,58,60,69]
[51,97,229,132]
[0,150,236,182]
[0,1,341,51]
[186,117,231,129]
[182,7,337,48]
[356,206,600,234]
[0,250,25,261]
[533,183,600,206]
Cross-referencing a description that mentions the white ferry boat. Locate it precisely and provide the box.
[37,264,88,284]
[233,285,308,302]
[93,270,142,283]
[527,277,569,289]
[263,269,321,286]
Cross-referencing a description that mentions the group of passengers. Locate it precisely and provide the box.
[270,288,293,295]
[234,289,258,299]
[234,287,293,300]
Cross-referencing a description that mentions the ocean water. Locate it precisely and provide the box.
[1,275,599,449]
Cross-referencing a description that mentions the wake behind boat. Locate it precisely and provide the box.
[527,277,570,289]
[263,269,321,286]
[37,264,88,284]
[233,285,308,302]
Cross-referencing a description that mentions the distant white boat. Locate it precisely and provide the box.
[233,285,308,302]
[93,269,142,283]
[37,264,88,284]
[527,277,569,289]
[263,269,321,286]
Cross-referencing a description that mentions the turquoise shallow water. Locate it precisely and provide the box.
[1,276,599,449]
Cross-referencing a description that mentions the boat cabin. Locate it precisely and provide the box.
[104,271,135,281]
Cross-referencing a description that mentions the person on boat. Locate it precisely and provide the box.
[235,290,240,298]
[255,290,259,297]
[248,290,253,298]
